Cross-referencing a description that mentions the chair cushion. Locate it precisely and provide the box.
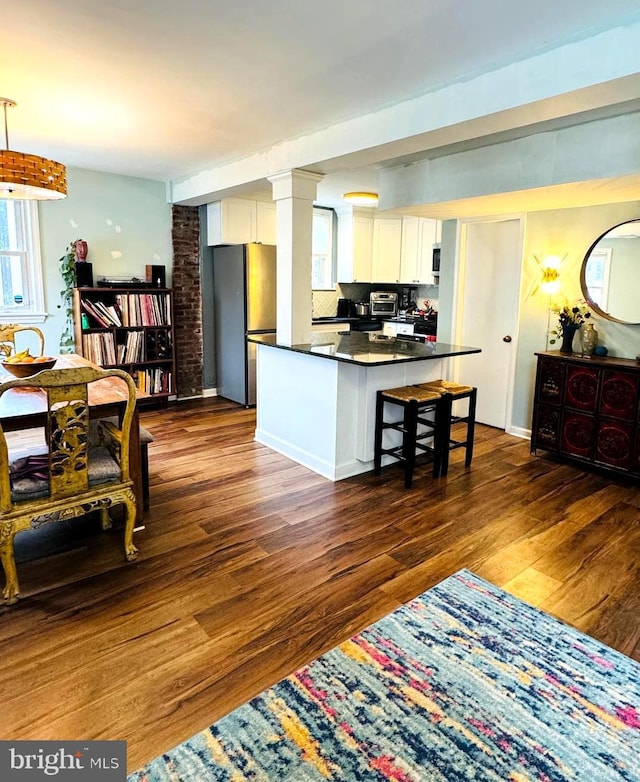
[10,446,121,502]
[416,379,474,397]
[89,417,154,445]
[381,385,442,403]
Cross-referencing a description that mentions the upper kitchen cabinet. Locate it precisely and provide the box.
[256,201,277,244]
[400,217,440,284]
[207,198,276,245]
[336,208,374,283]
[400,217,420,283]
[371,217,402,283]
[336,208,441,284]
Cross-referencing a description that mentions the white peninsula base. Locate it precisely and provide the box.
[254,341,458,481]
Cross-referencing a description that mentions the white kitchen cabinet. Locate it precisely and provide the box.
[353,216,374,282]
[256,201,277,244]
[371,218,402,283]
[207,198,277,245]
[400,217,440,283]
[337,209,440,284]
[336,208,374,283]
[207,198,256,245]
[419,218,439,283]
[400,217,420,283]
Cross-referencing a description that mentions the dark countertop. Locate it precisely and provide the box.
[312,316,354,323]
[249,331,481,366]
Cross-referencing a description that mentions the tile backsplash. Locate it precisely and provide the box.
[312,284,439,317]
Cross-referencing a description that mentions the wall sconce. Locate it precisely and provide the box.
[539,255,562,295]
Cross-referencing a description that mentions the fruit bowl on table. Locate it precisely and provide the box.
[2,357,57,378]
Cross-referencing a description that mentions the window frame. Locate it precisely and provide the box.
[311,206,337,291]
[0,200,46,324]
[584,247,611,311]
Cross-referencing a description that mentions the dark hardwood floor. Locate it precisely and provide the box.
[1,397,638,772]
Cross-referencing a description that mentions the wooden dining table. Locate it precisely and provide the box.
[0,354,145,523]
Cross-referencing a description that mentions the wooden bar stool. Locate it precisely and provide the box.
[374,385,450,488]
[414,379,477,476]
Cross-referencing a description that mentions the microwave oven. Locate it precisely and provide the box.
[369,291,398,317]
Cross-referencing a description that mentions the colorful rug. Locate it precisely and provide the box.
[128,570,640,781]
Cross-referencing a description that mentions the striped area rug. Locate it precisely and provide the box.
[128,570,640,781]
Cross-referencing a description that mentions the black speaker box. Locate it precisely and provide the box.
[146,264,166,288]
[74,262,94,288]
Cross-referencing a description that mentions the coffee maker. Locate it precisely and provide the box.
[337,298,357,318]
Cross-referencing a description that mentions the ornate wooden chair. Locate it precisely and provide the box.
[0,366,139,604]
[0,324,45,358]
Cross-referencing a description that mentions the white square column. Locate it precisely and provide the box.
[268,169,323,344]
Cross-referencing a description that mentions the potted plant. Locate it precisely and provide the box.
[58,242,77,352]
[549,301,591,353]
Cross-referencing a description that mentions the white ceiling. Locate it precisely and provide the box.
[4,0,640,212]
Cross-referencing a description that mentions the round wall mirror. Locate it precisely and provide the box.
[580,218,640,324]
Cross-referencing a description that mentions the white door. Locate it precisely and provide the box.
[455,218,523,429]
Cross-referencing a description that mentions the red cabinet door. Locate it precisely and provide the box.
[564,365,599,411]
[561,413,596,458]
[595,420,633,470]
[599,371,638,420]
[533,404,561,450]
[537,357,565,405]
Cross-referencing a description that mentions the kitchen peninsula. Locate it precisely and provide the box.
[250,331,481,480]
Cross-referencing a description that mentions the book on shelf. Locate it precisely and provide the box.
[93,299,122,327]
[81,299,109,328]
[81,298,122,328]
[118,292,170,327]
[118,330,144,363]
[82,332,117,366]
[133,367,172,395]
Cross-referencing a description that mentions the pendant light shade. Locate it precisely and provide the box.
[342,191,379,207]
[0,98,67,200]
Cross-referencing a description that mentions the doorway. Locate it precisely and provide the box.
[453,217,523,430]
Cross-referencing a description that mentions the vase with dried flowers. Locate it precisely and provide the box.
[549,301,591,353]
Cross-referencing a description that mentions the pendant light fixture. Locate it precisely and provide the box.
[0,98,67,200]
[342,191,379,207]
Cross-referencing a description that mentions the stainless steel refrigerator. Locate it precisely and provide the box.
[212,243,276,406]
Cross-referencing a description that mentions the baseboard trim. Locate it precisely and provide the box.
[508,425,531,440]
[254,429,374,481]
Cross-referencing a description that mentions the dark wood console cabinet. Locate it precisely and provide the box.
[531,351,640,479]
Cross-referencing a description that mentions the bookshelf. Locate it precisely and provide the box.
[73,286,175,403]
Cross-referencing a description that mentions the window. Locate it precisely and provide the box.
[0,200,45,322]
[584,247,611,310]
[311,206,336,290]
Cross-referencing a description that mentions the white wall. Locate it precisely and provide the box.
[37,167,171,353]
[513,201,640,431]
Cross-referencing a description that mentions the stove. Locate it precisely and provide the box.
[349,319,383,332]
[396,313,437,336]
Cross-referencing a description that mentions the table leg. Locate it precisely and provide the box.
[129,409,144,525]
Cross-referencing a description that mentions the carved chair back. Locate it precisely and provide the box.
[0,324,45,358]
[0,366,139,604]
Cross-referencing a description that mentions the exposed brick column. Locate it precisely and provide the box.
[171,205,203,398]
